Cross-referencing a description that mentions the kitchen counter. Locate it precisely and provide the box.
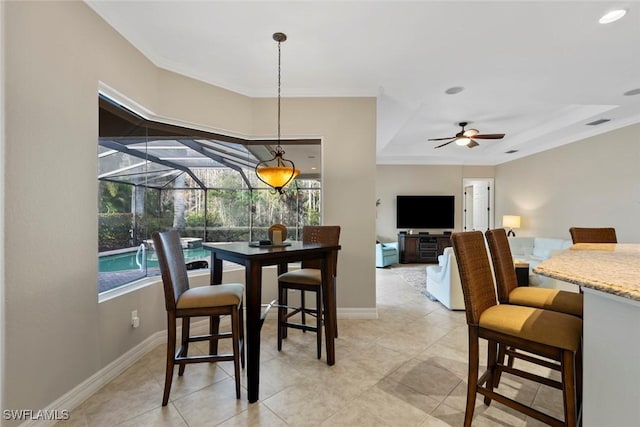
[535,243,640,427]
[534,243,640,301]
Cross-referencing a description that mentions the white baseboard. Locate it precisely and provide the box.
[20,331,166,427]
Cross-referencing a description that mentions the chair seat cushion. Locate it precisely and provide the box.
[278,268,321,286]
[480,305,582,352]
[176,283,244,309]
[509,287,583,317]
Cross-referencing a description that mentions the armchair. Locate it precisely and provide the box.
[375,242,399,267]
[426,247,465,310]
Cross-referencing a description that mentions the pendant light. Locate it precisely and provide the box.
[255,32,300,194]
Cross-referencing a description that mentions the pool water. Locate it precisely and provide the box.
[99,247,210,272]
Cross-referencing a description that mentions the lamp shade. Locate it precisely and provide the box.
[256,166,300,190]
[502,215,521,229]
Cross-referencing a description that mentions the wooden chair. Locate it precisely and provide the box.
[486,228,583,317]
[277,225,340,359]
[153,230,244,405]
[452,231,582,427]
[569,227,617,244]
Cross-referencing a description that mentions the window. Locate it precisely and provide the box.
[98,94,321,293]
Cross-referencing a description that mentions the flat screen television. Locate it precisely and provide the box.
[396,195,455,229]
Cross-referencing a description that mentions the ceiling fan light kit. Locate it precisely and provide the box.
[428,121,505,149]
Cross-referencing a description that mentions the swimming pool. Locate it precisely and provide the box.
[98,247,211,272]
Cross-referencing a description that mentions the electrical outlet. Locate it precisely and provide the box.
[131,310,140,328]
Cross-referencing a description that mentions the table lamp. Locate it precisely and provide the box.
[502,215,521,237]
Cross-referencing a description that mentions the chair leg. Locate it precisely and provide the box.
[300,290,306,330]
[484,340,497,406]
[316,288,322,359]
[333,276,338,338]
[562,349,578,427]
[464,327,479,427]
[493,343,506,388]
[231,305,241,399]
[239,302,245,369]
[178,318,190,376]
[163,314,177,406]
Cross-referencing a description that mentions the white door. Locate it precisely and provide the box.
[462,178,494,231]
[464,185,474,231]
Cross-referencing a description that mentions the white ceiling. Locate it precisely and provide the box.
[86,0,640,167]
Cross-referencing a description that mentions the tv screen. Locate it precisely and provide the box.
[396,195,455,229]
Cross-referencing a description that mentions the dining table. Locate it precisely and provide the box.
[534,243,640,427]
[202,240,341,403]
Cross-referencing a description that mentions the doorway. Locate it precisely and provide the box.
[462,178,494,231]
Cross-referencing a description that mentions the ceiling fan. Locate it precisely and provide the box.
[428,122,505,149]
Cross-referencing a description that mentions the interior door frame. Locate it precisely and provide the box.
[462,178,495,231]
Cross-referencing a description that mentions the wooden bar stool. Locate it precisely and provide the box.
[452,231,582,427]
[153,230,244,405]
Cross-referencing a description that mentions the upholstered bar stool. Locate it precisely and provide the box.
[452,231,582,427]
[277,225,340,359]
[486,228,583,317]
[153,230,245,405]
[569,227,617,244]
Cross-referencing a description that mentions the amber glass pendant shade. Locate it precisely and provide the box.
[255,149,300,194]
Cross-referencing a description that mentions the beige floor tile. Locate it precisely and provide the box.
[215,402,288,427]
[57,267,575,427]
[117,403,188,426]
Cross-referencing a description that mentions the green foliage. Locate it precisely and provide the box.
[185,211,222,228]
[99,181,132,213]
[98,213,133,251]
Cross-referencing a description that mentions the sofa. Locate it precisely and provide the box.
[375,242,399,267]
[508,236,574,288]
[426,247,465,310]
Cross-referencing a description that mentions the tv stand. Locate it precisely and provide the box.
[398,233,452,264]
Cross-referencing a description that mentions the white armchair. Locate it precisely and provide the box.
[426,247,465,310]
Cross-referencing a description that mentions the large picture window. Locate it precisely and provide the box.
[98,95,321,293]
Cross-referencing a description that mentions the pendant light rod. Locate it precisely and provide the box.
[254,32,300,194]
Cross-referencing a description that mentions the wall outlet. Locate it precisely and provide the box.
[131,310,140,328]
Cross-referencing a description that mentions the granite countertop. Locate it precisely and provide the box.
[534,243,640,302]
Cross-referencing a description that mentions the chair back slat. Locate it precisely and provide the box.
[301,226,341,274]
[451,231,497,326]
[152,230,190,311]
[569,227,617,244]
[485,228,518,304]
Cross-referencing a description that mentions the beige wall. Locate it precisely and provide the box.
[495,123,640,241]
[3,1,376,414]
[376,165,496,241]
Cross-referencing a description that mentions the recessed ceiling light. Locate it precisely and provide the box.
[624,88,640,96]
[599,9,626,24]
[445,86,464,95]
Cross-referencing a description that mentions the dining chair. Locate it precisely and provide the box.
[569,227,617,244]
[153,230,245,405]
[452,231,582,427]
[486,228,583,317]
[277,225,340,359]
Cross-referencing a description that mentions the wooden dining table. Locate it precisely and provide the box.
[203,241,340,403]
[534,243,640,427]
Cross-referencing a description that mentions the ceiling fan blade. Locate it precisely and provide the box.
[428,137,455,141]
[434,139,455,149]
[467,139,480,148]
[473,133,505,140]
[463,128,479,137]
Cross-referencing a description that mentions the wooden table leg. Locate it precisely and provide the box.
[209,255,223,355]
[322,252,336,366]
[245,261,263,403]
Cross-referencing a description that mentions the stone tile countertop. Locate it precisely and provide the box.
[534,243,640,302]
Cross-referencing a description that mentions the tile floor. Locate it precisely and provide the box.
[58,268,566,426]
